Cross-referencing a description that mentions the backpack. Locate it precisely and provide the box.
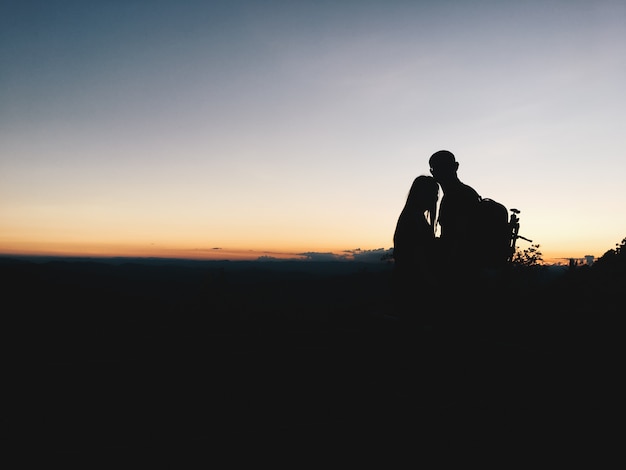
[469,197,512,269]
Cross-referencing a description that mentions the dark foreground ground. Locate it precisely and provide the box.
[2,257,623,461]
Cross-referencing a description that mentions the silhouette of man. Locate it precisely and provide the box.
[429,150,481,268]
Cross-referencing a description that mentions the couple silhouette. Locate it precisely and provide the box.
[392,150,485,321]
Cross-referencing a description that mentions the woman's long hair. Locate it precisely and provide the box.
[405,175,439,236]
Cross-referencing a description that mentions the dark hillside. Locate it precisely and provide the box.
[3,255,621,457]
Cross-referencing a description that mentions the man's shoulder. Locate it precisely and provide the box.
[450,182,480,200]
[463,183,481,199]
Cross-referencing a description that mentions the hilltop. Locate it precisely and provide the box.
[3,249,622,456]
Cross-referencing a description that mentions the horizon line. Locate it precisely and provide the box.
[0,251,591,267]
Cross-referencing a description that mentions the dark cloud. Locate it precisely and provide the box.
[345,248,393,263]
[298,252,349,262]
[254,248,394,262]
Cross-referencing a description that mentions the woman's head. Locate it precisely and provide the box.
[406,175,439,231]
[407,175,439,209]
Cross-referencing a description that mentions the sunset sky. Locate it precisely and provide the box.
[2,0,625,264]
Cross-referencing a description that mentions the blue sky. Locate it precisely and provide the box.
[1,0,625,262]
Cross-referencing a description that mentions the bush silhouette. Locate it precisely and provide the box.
[511,243,543,267]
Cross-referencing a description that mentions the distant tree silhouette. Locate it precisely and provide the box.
[593,236,626,274]
[596,236,625,261]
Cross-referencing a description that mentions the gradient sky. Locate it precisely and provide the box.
[2,0,625,263]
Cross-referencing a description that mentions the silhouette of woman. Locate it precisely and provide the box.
[392,175,440,319]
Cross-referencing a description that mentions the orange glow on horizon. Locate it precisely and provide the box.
[0,240,354,261]
[0,237,610,264]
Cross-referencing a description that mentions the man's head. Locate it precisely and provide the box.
[429,150,459,184]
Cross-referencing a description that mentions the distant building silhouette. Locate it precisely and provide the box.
[556,256,595,267]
